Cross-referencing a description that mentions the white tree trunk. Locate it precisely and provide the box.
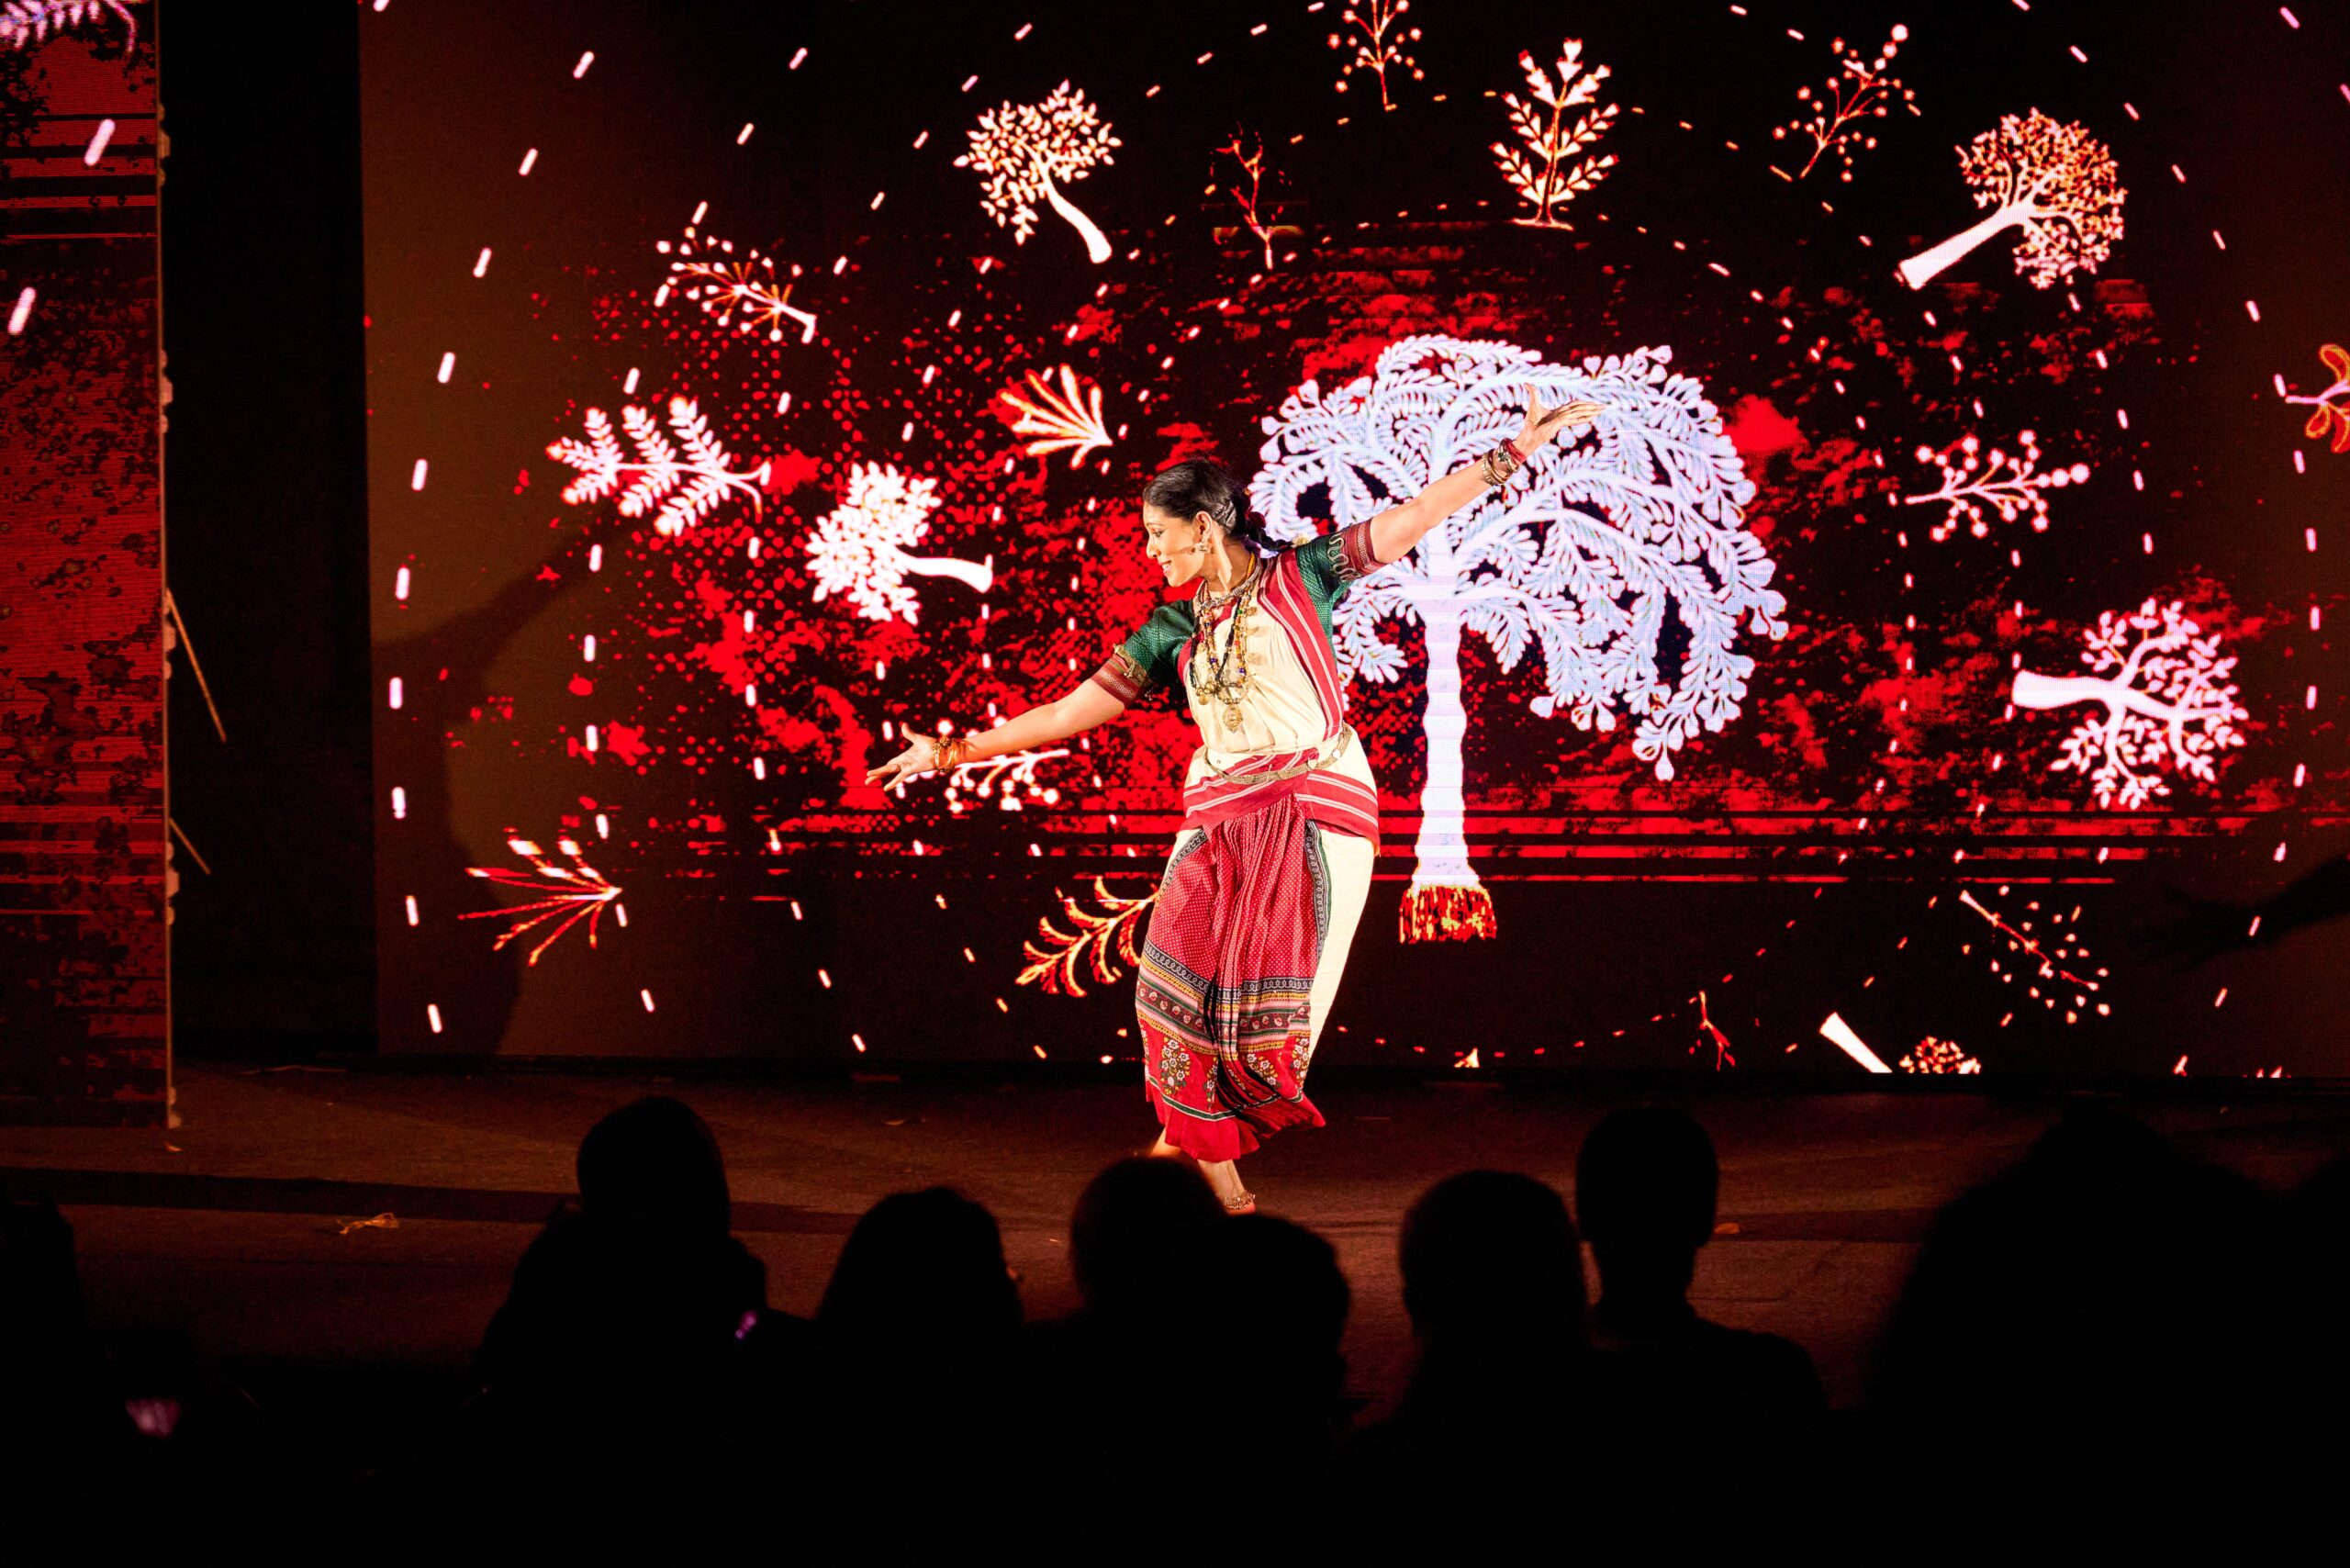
[2011,667,2200,730]
[1039,171,1113,264]
[1401,554,1494,940]
[901,552,995,595]
[1896,203,2026,290]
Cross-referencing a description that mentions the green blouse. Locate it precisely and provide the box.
[1091,520,1381,709]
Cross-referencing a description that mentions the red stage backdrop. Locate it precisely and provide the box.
[0,3,166,1123]
[362,0,2350,1077]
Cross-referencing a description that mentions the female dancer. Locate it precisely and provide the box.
[868,386,1603,1211]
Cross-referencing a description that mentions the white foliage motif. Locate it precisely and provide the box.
[548,398,768,537]
[1,0,133,50]
[1252,337,1785,926]
[957,81,1120,263]
[2011,599,2247,810]
[806,462,994,624]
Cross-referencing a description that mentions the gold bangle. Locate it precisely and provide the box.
[930,733,971,772]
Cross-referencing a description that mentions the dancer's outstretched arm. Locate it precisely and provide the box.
[1365,384,1604,566]
[865,678,1125,790]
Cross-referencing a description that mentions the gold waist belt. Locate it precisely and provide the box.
[1197,726,1353,787]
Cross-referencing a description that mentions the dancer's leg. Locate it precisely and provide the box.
[1304,828,1377,1059]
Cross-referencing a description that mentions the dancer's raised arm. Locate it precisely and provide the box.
[865,678,1125,790]
[1364,384,1604,566]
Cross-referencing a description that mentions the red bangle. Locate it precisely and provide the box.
[1504,434,1530,461]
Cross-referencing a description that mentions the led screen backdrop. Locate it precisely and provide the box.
[363,0,2350,1075]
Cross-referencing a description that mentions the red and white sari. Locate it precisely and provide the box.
[1093,528,1381,1161]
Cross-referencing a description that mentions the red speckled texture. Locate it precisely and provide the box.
[0,25,166,1123]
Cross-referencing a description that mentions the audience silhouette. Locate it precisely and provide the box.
[1337,1169,1589,1508]
[13,1087,2340,1514]
[1575,1105,1824,1425]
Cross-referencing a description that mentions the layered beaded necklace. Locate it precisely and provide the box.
[1188,554,1261,732]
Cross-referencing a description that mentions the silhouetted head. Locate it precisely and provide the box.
[1069,1157,1224,1316]
[1575,1106,1718,1300]
[1211,1213,1350,1359]
[1139,457,1275,588]
[819,1187,1021,1350]
[1399,1170,1585,1349]
[576,1096,731,1236]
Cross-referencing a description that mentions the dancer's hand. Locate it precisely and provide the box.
[1516,384,1606,454]
[865,736,944,790]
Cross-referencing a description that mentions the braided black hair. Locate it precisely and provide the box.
[1141,457,1276,554]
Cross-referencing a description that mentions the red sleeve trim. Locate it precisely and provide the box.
[1337,519,1382,581]
[1091,649,1147,705]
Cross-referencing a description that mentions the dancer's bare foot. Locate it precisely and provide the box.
[1195,1157,1255,1213]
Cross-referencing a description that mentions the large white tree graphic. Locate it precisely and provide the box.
[2010,598,2246,809]
[1252,337,1785,941]
[1896,108,2124,291]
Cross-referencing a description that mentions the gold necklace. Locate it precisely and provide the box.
[1189,559,1260,732]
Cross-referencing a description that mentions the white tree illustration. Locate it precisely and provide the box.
[1492,39,1618,230]
[547,398,768,537]
[1252,337,1785,941]
[1000,364,1113,467]
[1897,108,2124,290]
[957,81,1121,263]
[1903,427,2089,542]
[2010,599,2247,809]
[805,462,993,624]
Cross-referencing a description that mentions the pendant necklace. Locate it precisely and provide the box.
[1190,557,1259,732]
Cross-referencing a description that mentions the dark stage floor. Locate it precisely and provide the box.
[6,1064,2349,1447]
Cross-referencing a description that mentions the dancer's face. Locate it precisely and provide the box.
[1142,505,1217,589]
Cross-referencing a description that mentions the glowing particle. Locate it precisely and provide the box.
[519,148,538,175]
[818,969,832,989]
[789,46,808,68]
[960,73,979,92]
[588,544,602,572]
[428,1004,443,1034]
[387,677,404,710]
[83,118,114,164]
[585,725,599,752]
[736,122,754,144]
[623,368,639,394]
[436,352,454,383]
[473,247,491,276]
[2246,299,2261,322]
[410,458,429,490]
[5,286,28,335]
[572,50,594,78]
[853,1034,867,1053]
[391,786,407,819]
[641,989,655,1013]
[405,895,420,926]
[395,566,410,600]
[582,634,597,661]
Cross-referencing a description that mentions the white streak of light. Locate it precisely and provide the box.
[428,1004,443,1033]
[387,677,404,710]
[83,118,114,164]
[519,148,538,175]
[582,634,597,661]
[436,352,454,383]
[391,786,407,819]
[1818,1013,1894,1073]
[473,247,491,276]
[642,989,656,1013]
[410,458,428,490]
[573,50,594,78]
[405,895,420,926]
[736,122,755,144]
[8,286,34,334]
